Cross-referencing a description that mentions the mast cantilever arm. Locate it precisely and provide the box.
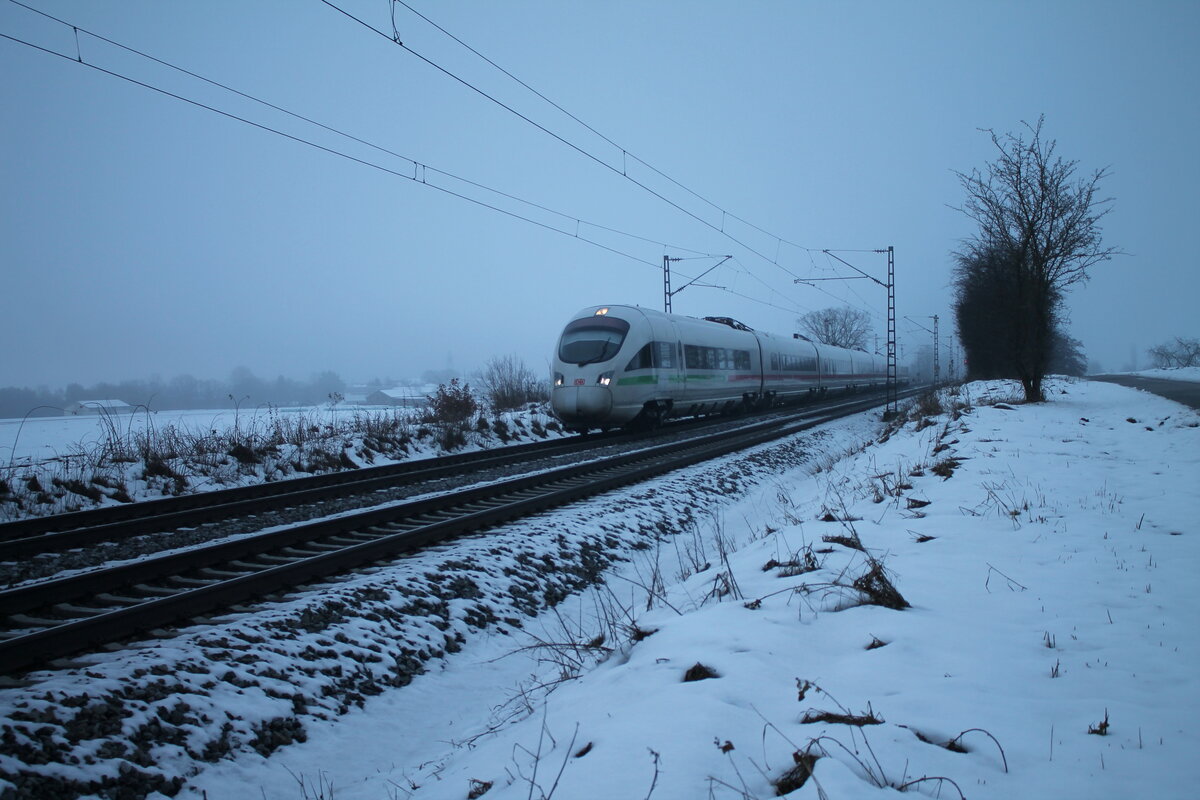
[819,249,887,288]
[669,255,732,298]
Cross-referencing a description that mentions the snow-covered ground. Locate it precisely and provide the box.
[2,379,1197,799]
[0,402,567,522]
[171,379,1198,799]
[1119,366,1200,383]
[0,406,350,469]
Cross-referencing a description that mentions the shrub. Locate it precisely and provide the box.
[426,379,478,424]
[475,355,547,412]
[915,389,944,417]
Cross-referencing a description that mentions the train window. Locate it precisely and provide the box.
[626,344,653,371]
[683,344,752,371]
[625,341,678,371]
[559,316,630,365]
[655,341,676,368]
[771,352,817,372]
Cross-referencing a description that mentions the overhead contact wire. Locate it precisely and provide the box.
[1,1,779,309]
[317,0,812,284]
[390,0,820,260]
[0,29,669,269]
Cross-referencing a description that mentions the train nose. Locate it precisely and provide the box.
[551,386,613,422]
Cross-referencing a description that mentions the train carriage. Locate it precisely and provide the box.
[552,304,888,431]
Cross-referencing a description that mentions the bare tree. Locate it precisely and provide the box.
[953,115,1119,401]
[475,355,548,411]
[797,307,872,350]
[1148,337,1200,369]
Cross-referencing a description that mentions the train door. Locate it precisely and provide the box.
[649,314,685,409]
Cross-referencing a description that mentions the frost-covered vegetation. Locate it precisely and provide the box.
[0,386,562,522]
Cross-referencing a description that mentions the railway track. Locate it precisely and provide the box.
[0,390,911,674]
[0,403,819,562]
[0,425,651,560]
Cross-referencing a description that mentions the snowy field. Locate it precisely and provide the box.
[1,378,1197,799]
[0,405,382,469]
[171,379,1197,799]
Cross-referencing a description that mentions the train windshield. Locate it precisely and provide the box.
[558,316,631,365]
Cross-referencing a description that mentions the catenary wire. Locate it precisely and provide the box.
[316,0,816,287]
[365,2,896,327]
[387,0,823,262]
[2,1,831,318]
[0,27,687,272]
[3,0,722,264]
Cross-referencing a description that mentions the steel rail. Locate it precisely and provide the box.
[0,426,643,548]
[0,390,914,674]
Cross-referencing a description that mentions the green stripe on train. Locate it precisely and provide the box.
[619,373,724,386]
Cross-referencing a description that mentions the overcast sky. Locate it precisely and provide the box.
[2,0,1196,390]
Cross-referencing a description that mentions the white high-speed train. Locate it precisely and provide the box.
[551,304,890,431]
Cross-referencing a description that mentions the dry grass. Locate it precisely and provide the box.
[800,708,884,726]
[1,401,558,521]
[851,556,910,610]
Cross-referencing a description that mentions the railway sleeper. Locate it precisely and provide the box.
[51,602,112,618]
[457,500,504,513]
[500,489,545,502]
[167,575,224,587]
[92,592,145,607]
[325,534,375,546]
[421,510,463,521]
[226,559,274,572]
[5,613,62,629]
[257,551,308,564]
[268,547,326,559]
[194,567,249,580]
[366,523,408,534]
[132,582,193,596]
[585,467,632,481]
[402,513,443,525]
[295,540,349,552]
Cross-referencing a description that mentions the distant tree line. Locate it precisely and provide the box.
[0,368,346,419]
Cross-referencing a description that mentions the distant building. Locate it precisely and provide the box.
[64,399,134,415]
[365,386,438,408]
[340,385,373,406]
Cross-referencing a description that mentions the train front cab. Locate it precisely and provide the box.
[552,306,680,430]
[552,308,630,428]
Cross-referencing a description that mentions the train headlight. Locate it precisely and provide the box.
[554,372,564,387]
[597,371,613,387]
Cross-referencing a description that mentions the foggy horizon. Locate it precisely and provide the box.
[3,1,1197,394]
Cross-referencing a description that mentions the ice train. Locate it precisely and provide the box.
[551,304,890,431]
